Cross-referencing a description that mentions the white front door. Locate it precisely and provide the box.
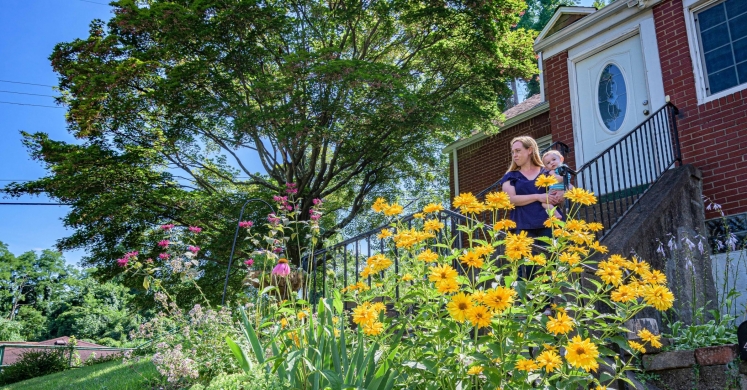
[575,35,651,166]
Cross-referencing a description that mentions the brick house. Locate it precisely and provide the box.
[445,0,747,252]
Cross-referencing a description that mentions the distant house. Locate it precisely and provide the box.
[1,336,121,366]
[445,0,747,251]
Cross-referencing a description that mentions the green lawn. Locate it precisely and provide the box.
[1,358,160,390]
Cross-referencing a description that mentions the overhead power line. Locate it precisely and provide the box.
[0,90,58,98]
[0,80,56,88]
[0,202,70,206]
[0,101,63,109]
[77,0,111,5]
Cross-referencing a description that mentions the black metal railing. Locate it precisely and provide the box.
[562,102,681,236]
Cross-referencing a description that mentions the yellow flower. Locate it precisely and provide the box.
[377,229,392,239]
[436,278,460,294]
[332,316,339,325]
[401,273,414,282]
[536,350,562,373]
[366,254,393,273]
[596,261,623,286]
[623,257,650,274]
[423,203,444,213]
[542,343,558,352]
[297,311,308,321]
[453,193,485,214]
[362,321,384,336]
[565,219,586,231]
[413,212,425,219]
[515,358,539,372]
[352,303,377,326]
[393,228,434,249]
[417,249,439,262]
[529,254,547,266]
[587,222,604,232]
[559,252,581,266]
[571,266,584,273]
[544,215,562,228]
[564,188,597,205]
[447,293,473,323]
[590,241,608,254]
[566,245,590,256]
[474,245,494,258]
[483,287,516,314]
[629,340,646,354]
[459,250,484,268]
[546,311,574,335]
[642,285,675,311]
[334,329,340,337]
[643,269,667,285]
[372,198,388,213]
[610,284,637,303]
[471,290,487,304]
[467,366,483,375]
[565,336,600,372]
[280,318,288,328]
[638,328,663,349]
[383,203,403,216]
[609,254,627,266]
[485,191,513,210]
[371,302,386,313]
[505,231,534,261]
[466,305,492,328]
[288,330,301,347]
[535,174,558,188]
[429,264,458,284]
[423,219,444,232]
[494,219,517,230]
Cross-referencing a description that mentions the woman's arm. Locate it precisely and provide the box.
[502,181,545,206]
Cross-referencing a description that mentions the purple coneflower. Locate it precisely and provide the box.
[272,258,291,277]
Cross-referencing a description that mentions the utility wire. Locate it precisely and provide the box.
[0,90,58,98]
[0,202,70,206]
[77,0,111,5]
[0,101,63,109]
[0,80,55,88]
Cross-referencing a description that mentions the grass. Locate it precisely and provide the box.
[1,358,160,390]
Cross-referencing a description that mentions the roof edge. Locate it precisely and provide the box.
[535,6,598,43]
[442,102,550,154]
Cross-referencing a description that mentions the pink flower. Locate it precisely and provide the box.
[272,195,288,203]
[158,240,170,248]
[272,258,291,277]
[244,259,254,266]
[285,182,298,195]
[310,213,321,221]
[285,205,293,211]
[117,258,129,267]
[267,214,281,224]
[160,224,175,230]
[124,251,138,259]
[188,246,200,254]
[312,198,323,205]
[273,247,283,254]
[159,253,170,260]
[239,221,253,228]
[188,226,202,234]
[146,258,154,264]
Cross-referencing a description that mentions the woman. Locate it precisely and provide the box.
[499,136,562,278]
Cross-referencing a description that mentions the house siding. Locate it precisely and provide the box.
[654,0,747,219]
[449,112,552,197]
[544,51,577,169]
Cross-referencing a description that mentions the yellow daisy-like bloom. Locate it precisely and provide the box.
[529,254,547,266]
[566,245,590,256]
[610,284,637,303]
[436,278,460,294]
[362,321,384,336]
[515,358,539,372]
[535,174,559,188]
[564,188,597,206]
[423,219,444,232]
[467,366,483,375]
[422,203,444,213]
[334,329,340,337]
[359,266,373,279]
[565,336,600,372]
[393,228,434,249]
[377,229,392,239]
[429,264,458,283]
[413,212,424,219]
[401,273,414,282]
[569,230,595,245]
[629,340,646,354]
[485,191,513,210]
[571,266,584,273]
[483,287,516,313]
[642,285,675,311]
[371,302,386,313]
[332,316,339,325]
[297,311,308,320]
[565,219,586,231]
[609,254,627,266]
[542,343,558,353]
[544,215,562,228]
[536,350,562,373]
[623,257,650,274]
[587,222,604,232]
[474,245,494,258]
[280,318,288,328]
[352,303,377,326]
[383,203,403,216]
[643,269,667,285]
[447,292,473,323]
[559,252,581,266]
[459,250,484,268]
[638,328,663,349]
[372,198,388,213]
[471,290,487,305]
[596,261,623,286]
[546,311,574,335]
[366,254,393,273]
[505,231,534,261]
[466,305,492,328]
[417,249,439,262]
[453,193,485,214]
[590,242,608,254]
[494,219,517,230]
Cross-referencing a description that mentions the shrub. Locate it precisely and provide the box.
[0,349,68,385]
[0,318,24,341]
[203,370,290,390]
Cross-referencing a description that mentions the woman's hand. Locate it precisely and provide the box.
[503,182,545,206]
[549,192,564,205]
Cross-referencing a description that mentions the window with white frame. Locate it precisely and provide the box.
[694,0,747,95]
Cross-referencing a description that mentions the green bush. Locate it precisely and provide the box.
[0,349,69,385]
[0,318,24,341]
[200,370,290,390]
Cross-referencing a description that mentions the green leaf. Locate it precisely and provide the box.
[239,306,265,364]
[225,336,252,373]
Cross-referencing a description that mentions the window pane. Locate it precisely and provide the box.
[725,0,747,19]
[704,45,735,72]
[699,4,726,31]
[701,23,730,52]
[734,37,747,63]
[598,64,627,132]
[737,61,747,85]
[708,66,738,93]
[729,13,747,41]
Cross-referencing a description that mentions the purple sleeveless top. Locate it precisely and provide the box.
[499,169,551,230]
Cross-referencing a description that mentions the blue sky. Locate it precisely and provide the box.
[0,0,595,267]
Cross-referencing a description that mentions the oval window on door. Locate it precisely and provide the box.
[597,64,627,132]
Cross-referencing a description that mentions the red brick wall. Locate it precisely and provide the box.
[654,0,747,219]
[450,112,552,197]
[544,51,577,169]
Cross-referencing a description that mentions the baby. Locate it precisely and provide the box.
[541,150,567,219]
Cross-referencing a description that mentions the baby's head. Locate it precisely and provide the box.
[542,150,564,170]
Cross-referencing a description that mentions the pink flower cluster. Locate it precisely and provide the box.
[267,213,281,225]
[159,253,171,260]
[116,251,139,267]
[160,224,175,230]
[285,182,298,195]
[187,246,200,254]
[239,220,253,228]
[244,258,254,266]
[158,240,170,248]
[188,226,202,234]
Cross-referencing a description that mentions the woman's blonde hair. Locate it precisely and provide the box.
[507,136,544,172]
[542,149,564,161]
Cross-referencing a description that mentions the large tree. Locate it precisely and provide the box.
[8,0,536,302]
